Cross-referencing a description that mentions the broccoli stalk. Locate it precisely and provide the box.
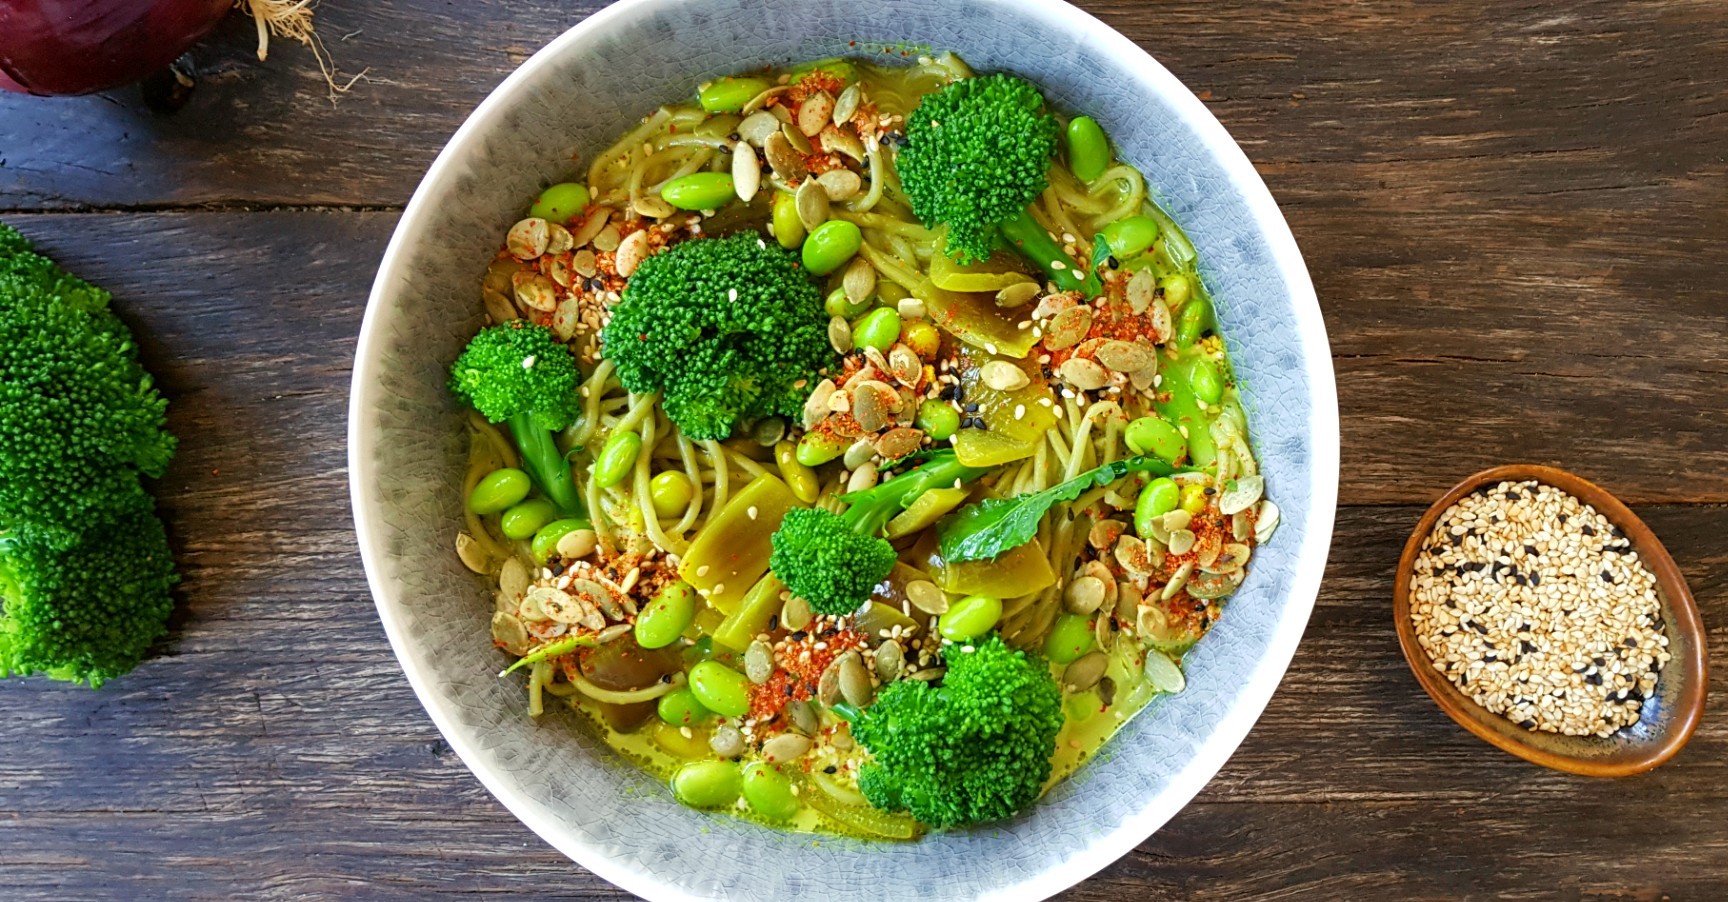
[448,322,585,518]
[769,451,987,616]
[848,635,1064,829]
[896,73,1103,297]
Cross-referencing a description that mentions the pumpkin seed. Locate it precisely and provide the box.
[556,528,598,560]
[781,120,814,153]
[596,622,633,645]
[820,127,866,161]
[1143,649,1186,693]
[762,732,812,763]
[591,224,622,253]
[763,131,807,181]
[874,640,904,682]
[838,652,873,707]
[545,222,574,255]
[482,288,519,324]
[738,110,782,146]
[1063,651,1108,692]
[1097,675,1117,707]
[980,360,1031,391]
[745,640,775,684]
[569,579,616,626]
[633,193,676,220]
[517,589,548,623]
[1255,499,1281,543]
[546,254,574,289]
[552,295,580,340]
[996,281,1041,309]
[491,612,531,655]
[887,345,921,387]
[847,464,879,493]
[1186,568,1240,600]
[873,426,924,460]
[1117,580,1142,620]
[456,532,491,574]
[710,724,745,757]
[786,699,819,736]
[1088,519,1126,551]
[569,206,612,248]
[741,84,791,115]
[1097,340,1154,374]
[782,593,813,632]
[1094,608,1116,650]
[818,168,862,202]
[751,416,787,447]
[1114,533,1153,576]
[1167,529,1197,556]
[1045,305,1093,350]
[1161,561,1195,601]
[725,144,759,205]
[795,178,830,231]
[1160,509,1193,533]
[798,91,835,136]
[828,315,854,354]
[842,256,876,303]
[1064,575,1107,614]
[1147,294,1173,343]
[614,228,651,278]
[905,580,948,615]
[511,270,558,313]
[803,379,837,427]
[532,587,583,624]
[1232,509,1254,543]
[507,217,550,259]
[897,296,927,320]
[843,438,876,470]
[1219,474,1265,516]
[572,249,599,279]
[850,380,898,433]
[833,83,862,126]
[1195,532,1223,569]
[818,656,843,706]
[1056,357,1110,391]
[1126,269,1157,314]
[499,557,530,600]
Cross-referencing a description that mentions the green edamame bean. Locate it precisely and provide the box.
[902,320,941,359]
[1045,612,1096,665]
[740,762,799,821]
[500,498,557,540]
[795,428,847,467]
[1065,116,1111,183]
[916,400,961,441]
[1189,358,1225,405]
[689,660,751,717]
[636,580,699,650]
[774,440,821,504]
[1173,295,1212,348]
[1099,215,1160,259]
[938,594,1002,642]
[531,518,589,563]
[851,307,902,353]
[468,467,531,514]
[594,431,642,488]
[1160,273,1192,308]
[673,760,741,809]
[876,280,910,304]
[1124,416,1187,463]
[772,191,805,249]
[528,182,591,222]
[1135,477,1181,536]
[661,172,736,212]
[698,76,771,113]
[824,285,871,318]
[802,220,862,276]
[657,686,712,727]
[649,471,695,518]
[1181,483,1209,516]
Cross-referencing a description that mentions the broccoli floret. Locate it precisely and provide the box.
[769,451,987,616]
[601,233,833,440]
[449,322,585,517]
[851,635,1064,829]
[0,225,176,547]
[896,73,1102,295]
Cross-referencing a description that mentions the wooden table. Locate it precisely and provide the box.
[3,1,1723,897]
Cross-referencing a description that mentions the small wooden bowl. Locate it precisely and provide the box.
[1393,464,1707,777]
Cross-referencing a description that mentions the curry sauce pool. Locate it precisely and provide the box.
[451,52,1277,838]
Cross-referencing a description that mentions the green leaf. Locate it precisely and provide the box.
[499,633,598,677]
[1090,233,1114,273]
[937,456,1175,562]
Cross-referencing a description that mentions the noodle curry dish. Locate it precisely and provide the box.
[448,53,1277,839]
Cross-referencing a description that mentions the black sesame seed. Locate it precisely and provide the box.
[791,630,808,641]
[1581,524,1596,536]
[1521,640,1538,653]
[1624,637,1638,648]
[1530,573,1541,586]
[767,614,780,632]
[1472,621,1489,635]
[1586,673,1604,686]
[1204,487,1216,496]
[964,403,979,413]
[1524,545,1538,556]
[1601,570,1614,583]
[824,765,838,774]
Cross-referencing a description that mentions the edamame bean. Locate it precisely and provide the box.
[649,471,695,518]
[802,220,862,276]
[594,431,642,488]
[1045,612,1096,664]
[1173,296,1211,348]
[531,518,590,563]
[851,307,902,353]
[876,280,910,305]
[500,498,557,540]
[795,428,847,467]
[657,686,712,727]
[1160,273,1192,308]
[528,183,591,222]
[468,468,531,514]
[1181,483,1209,516]
[699,76,771,113]
[938,594,1002,642]
[902,320,940,359]
[774,440,820,503]
[673,760,741,809]
[1099,215,1160,259]
[689,660,752,717]
[916,400,961,441]
[1189,357,1225,405]
[661,172,736,211]
[772,191,805,249]
[636,581,700,650]
[824,285,871,318]
[1065,116,1111,183]
[740,762,799,821]
[1124,416,1187,463]
[1135,477,1181,536]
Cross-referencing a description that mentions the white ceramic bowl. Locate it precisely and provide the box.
[349,0,1338,897]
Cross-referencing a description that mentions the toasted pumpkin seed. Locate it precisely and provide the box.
[1097,340,1154,374]
[818,168,862,202]
[762,732,812,763]
[507,218,550,259]
[556,528,598,560]
[491,612,531,655]
[482,288,519,324]
[842,256,876,303]
[786,699,819,736]
[838,652,873,707]
[873,426,924,460]
[795,178,830,231]
[1167,529,1197,556]
[996,282,1041,309]
[820,127,866,162]
[906,579,948,615]
[456,532,492,574]
[1056,357,1110,391]
[833,83,861,125]
[980,360,1031,391]
[782,594,813,632]
[738,110,781,146]
[1126,269,1157,314]
[874,640,904,682]
[1219,474,1265,516]
[732,142,762,202]
[1046,305,1093,350]
[1255,498,1281,543]
[887,345,921,387]
[818,656,843,706]
[545,222,574,255]
[798,91,835,136]
[1064,575,1108,614]
[710,724,745,757]
[1089,518,1126,550]
[763,131,807,181]
[1064,651,1108,692]
[745,640,775,684]
[614,228,651,278]
[569,206,612,248]
[512,270,558,312]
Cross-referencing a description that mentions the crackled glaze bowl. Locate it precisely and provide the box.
[349,0,1338,897]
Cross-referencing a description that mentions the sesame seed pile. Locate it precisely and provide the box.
[1409,480,1671,738]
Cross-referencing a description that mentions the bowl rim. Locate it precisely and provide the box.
[347,0,1339,897]
[1391,464,1707,777]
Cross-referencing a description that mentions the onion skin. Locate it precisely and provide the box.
[0,0,231,96]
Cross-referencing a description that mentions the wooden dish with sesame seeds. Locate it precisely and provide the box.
[1394,464,1706,777]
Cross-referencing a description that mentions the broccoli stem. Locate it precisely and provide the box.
[838,451,989,536]
[505,411,586,518]
[998,208,1103,298]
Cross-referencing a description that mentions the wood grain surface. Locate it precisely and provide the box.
[1,0,1725,898]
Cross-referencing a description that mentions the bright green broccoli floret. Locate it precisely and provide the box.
[851,635,1064,829]
[449,322,585,518]
[0,225,176,547]
[601,233,833,440]
[0,460,178,687]
[896,73,1101,295]
[769,451,987,616]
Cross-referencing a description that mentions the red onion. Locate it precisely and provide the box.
[0,0,232,96]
